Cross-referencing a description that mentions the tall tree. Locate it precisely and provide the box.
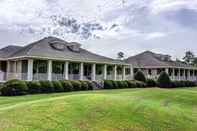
[192,57,197,66]
[183,51,195,64]
[117,52,125,60]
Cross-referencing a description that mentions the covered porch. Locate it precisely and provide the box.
[135,67,197,81]
[0,59,133,82]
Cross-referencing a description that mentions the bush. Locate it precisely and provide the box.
[70,81,82,91]
[146,79,157,87]
[134,71,146,82]
[27,81,41,94]
[1,79,28,96]
[116,81,128,88]
[80,81,89,90]
[127,80,137,88]
[112,81,119,88]
[104,80,114,89]
[157,71,172,88]
[60,80,73,92]
[135,80,146,88]
[39,80,54,93]
[52,81,64,92]
[172,81,196,88]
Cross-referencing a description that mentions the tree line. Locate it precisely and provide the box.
[183,51,197,66]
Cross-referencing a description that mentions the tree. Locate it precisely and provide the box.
[157,71,171,88]
[134,71,146,82]
[183,51,195,64]
[192,57,197,66]
[117,52,124,60]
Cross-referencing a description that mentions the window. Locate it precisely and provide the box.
[148,69,152,75]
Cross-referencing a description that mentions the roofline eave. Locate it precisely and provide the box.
[4,56,130,66]
[133,65,197,70]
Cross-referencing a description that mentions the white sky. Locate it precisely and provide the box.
[0,0,197,59]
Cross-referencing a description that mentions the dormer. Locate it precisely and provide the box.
[49,40,67,51]
[67,42,81,52]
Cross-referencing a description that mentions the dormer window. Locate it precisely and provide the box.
[67,42,81,52]
[49,41,66,51]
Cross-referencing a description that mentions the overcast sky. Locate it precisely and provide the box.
[0,0,197,59]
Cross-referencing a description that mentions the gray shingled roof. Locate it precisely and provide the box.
[125,51,194,68]
[0,45,22,59]
[1,37,126,65]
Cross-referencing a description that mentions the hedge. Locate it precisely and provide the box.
[39,80,55,93]
[0,79,196,96]
[104,80,146,89]
[52,81,64,92]
[27,81,41,94]
[1,79,28,96]
[146,79,157,87]
[171,81,196,88]
[60,80,73,92]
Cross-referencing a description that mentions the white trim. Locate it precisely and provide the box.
[4,56,129,66]
[134,66,197,70]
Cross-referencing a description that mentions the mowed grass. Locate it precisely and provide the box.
[0,88,197,131]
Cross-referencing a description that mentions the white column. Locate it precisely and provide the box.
[47,60,52,81]
[103,64,107,80]
[79,63,84,80]
[114,65,117,80]
[193,70,195,81]
[64,61,69,80]
[27,59,33,81]
[165,68,169,77]
[188,70,190,81]
[183,69,186,80]
[177,68,180,81]
[130,65,134,80]
[122,66,126,80]
[16,61,22,80]
[6,61,11,80]
[91,64,96,81]
[171,68,174,81]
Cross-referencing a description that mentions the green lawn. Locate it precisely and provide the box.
[0,88,197,131]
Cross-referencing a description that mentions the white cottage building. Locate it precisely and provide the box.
[0,37,133,82]
[125,51,197,81]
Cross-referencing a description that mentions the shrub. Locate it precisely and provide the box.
[146,79,157,87]
[112,81,119,88]
[134,71,146,82]
[104,80,114,89]
[39,80,54,93]
[157,71,172,88]
[70,81,82,91]
[52,81,64,92]
[1,79,28,96]
[135,80,146,88]
[27,81,41,94]
[116,81,128,88]
[127,80,137,88]
[80,81,89,90]
[172,81,196,88]
[60,80,73,92]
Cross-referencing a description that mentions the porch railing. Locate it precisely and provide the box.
[52,74,65,81]
[96,75,104,81]
[69,74,80,80]
[107,75,114,80]
[33,73,48,81]
[0,72,6,82]
[116,75,123,80]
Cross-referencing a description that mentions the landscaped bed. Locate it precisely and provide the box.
[0,88,197,131]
